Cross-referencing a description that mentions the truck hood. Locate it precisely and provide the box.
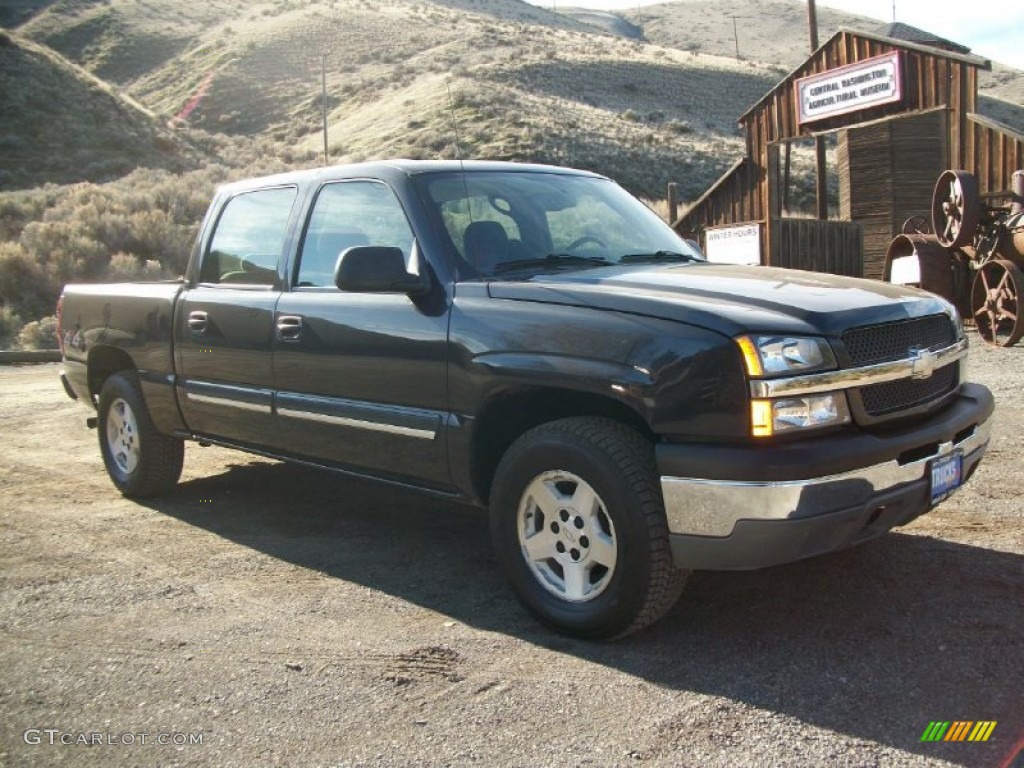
[487,263,952,337]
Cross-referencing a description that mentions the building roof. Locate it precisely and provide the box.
[738,27,990,124]
[877,22,971,55]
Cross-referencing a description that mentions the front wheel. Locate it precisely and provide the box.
[98,372,184,497]
[490,417,688,639]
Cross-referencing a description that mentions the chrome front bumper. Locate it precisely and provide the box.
[661,414,990,539]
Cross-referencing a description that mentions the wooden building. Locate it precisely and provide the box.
[675,28,1024,279]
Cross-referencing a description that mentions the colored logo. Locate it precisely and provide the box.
[921,721,997,742]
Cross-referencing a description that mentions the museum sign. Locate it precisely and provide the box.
[795,51,903,124]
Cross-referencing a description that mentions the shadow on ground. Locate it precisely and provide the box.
[143,459,1023,767]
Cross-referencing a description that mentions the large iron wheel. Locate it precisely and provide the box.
[971,259,1024,347]
[932,170,981,249]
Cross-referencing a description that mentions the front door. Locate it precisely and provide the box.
[273,180,451,488]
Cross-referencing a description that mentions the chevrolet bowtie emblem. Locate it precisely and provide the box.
[909,347,937,380]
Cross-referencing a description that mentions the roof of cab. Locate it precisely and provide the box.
[215,159,607,196]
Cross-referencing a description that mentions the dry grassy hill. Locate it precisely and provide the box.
[0,0,57,29]
[12,0,789,198]
[9,0,1022,197]
[0,29,203,189]
[621,0,878,62]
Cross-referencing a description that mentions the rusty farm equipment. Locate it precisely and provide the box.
[885,169,1024,346]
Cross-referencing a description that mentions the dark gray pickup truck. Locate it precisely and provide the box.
[58,160,993,638]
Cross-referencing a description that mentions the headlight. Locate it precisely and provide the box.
[736,335,836,377]
[751,393,851,437]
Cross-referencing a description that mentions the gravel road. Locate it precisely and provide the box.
[1,331,1021,768]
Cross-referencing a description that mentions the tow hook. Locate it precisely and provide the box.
[86,417,97,430]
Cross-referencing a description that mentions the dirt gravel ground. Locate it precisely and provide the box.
[1,330,1021,768]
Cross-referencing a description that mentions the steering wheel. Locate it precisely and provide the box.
[565,235,608,251]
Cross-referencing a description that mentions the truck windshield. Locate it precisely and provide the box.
[419,171,703,278]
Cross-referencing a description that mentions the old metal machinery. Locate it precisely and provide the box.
[886,169,1024,347]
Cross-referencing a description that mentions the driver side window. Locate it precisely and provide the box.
[295,181,415,288]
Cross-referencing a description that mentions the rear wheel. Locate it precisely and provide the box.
[490,417,688,639]
[98,372,184,497]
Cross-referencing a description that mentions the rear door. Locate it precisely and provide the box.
[272,179,451,488]
[176,185,299,448]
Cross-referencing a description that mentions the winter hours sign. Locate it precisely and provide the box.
[795,52,903,124]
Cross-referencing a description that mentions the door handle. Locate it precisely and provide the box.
[188,310,208,334]
[277,315,303,341]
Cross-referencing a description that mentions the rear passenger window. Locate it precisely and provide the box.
[296,181,415,288]
[201,186,297,286]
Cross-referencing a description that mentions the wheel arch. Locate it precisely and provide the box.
[469,385,653,506]
[87,346,137,402]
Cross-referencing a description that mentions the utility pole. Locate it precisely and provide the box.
[807,0,818,48]
[732,15,740,59]
[321,52,329,166]
[808,0,828,220]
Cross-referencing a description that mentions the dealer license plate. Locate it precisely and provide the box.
[929,450,963,505]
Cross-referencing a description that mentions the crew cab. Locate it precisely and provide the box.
[58,160,994,638]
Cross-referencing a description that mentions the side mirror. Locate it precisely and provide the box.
[334,245,430,295]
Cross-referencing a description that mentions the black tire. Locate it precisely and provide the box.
[490,417,688,640]
[97,372,184,498]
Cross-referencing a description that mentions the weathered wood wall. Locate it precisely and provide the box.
[768,218,863,276]
[964,113,1024,196]
[838,108,948,279]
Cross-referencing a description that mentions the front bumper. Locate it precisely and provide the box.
[658,383,994,571]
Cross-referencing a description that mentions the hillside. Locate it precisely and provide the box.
[0,29,203,190]
[16,0,593,89]
[0,0,57,29]
[621,0,878,62]
[13,0,787,199]
[9,0,1022,197]
[557,8,642,39]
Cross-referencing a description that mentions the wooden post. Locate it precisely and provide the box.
[321,52,329,166]
[808,1,828,220]
[667,183,679,224]
[815,141,828,219]
[783,142,792,214]
[767,144,781,265]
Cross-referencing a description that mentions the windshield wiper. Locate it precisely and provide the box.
[493,254,613,273]
[620,250,703,264]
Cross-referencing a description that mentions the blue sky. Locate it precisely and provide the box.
[525,1,1024,71]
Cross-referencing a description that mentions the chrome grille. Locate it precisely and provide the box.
[842,315,955,366]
